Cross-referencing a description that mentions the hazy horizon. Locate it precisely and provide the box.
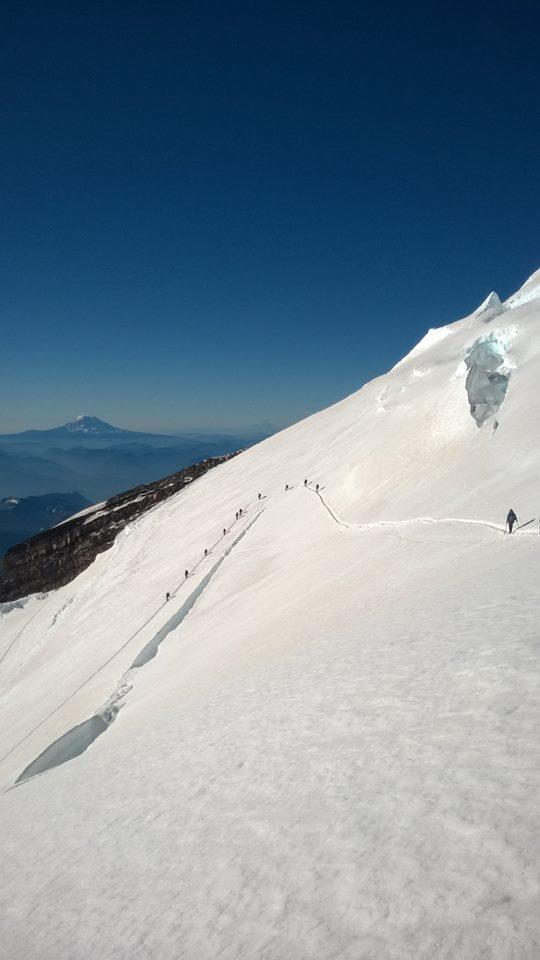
[0,412,283,437]
[2,3,539,434]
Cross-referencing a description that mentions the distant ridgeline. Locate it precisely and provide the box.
[0,492,90,560]
[0,454,238,603]
[0,415,273,502]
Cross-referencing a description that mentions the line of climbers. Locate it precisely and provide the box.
[163,481,323,602]
[165,494,526,601]
[164,488,534,603]
[165,503,250,600]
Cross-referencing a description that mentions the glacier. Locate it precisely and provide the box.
[0,268,539,959]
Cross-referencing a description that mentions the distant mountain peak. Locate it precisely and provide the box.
[61,416,128,435]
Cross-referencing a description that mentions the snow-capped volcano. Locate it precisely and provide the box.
[1,268,539,959]
[61,415,128,434]
[0,414,134,439]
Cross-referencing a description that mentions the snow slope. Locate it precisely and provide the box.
[1,269,539,959]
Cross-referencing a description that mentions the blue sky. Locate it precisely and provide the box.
[1,0,539,433]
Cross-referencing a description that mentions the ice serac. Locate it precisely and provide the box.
[0,266,539,960]
[464,332,511,427]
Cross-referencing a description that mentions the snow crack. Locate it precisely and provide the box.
[13,511,264,785]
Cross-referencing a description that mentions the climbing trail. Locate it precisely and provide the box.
[0,502,253,677]
[12,510,265,786]
[3,473,537,782]
[304,484,524,538]
[0,506,262,774]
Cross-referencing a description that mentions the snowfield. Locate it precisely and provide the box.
[1,270,540,959]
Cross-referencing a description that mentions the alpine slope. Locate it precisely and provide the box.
[1,269,540,960]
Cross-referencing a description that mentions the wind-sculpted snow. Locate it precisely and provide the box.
[505,266,540,308]
[1,267,540,960]
[473,290,505,324]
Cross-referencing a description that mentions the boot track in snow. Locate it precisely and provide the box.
[4,481,536,787]
[305,484,528,538]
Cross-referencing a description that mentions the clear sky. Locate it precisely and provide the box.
[1,0,539,433]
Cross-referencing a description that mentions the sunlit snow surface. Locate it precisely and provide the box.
[1,270,540,959]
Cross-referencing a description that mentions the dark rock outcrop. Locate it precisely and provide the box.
[0,454,238,603]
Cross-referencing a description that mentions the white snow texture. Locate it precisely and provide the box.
[1,268,540,959]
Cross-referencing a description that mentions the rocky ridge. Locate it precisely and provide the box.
[0,454,237,602]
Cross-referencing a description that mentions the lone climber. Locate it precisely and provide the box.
[506,509,518,533]
[316,483,319,492]
[223,528,227,536]
[204,548,208,556]
[304,479,308,487]
[166,592,170,601]
[185,569,189,579]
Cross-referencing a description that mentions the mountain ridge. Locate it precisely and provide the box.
[0,266,539,960]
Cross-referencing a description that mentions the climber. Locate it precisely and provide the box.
[258,492,261,500]
[239,508,243,516]
[304,479,307,487]
[166,592,170,602]
[285,484,289,491]
[506,509,518,533]
[184,569,189,579]
[204,548,208,557]
[223,528,226,536]
[316,483,319,492]
[235,511,239,520]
